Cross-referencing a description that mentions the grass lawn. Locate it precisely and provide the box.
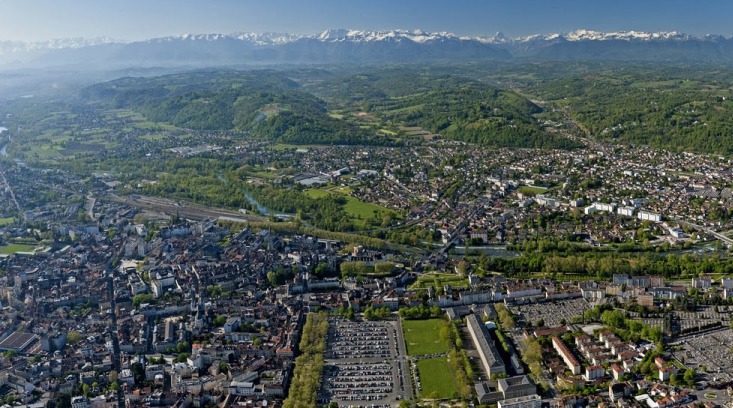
[402,319,450,356]
[304,189,331,199]
[410,273,469,289]
[305,188,398,225]
[517,185,548,196]
[416,357,458,399]
[671,359,687,370]
[0,244,35,254]
[343,196,394,219]
[248,171,280,180]
[0,217,14,226]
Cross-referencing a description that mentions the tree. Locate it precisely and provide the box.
[669,372,678,386]
[53,394,71,408]
[213,316,227,327]
[374,262,395,275]
[456,260,469,276]
[132,294,155,307]
[683,369,696,387]
[67,330,83,345]
[176,341,190,353]
[266,271,277,287]
[175,353,190,363]
[131,362,145,386]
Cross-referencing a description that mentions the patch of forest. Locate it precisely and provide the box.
[81,70,395,146]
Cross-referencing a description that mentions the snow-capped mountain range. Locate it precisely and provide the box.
[140,28,725,45]
[2,28,733,68]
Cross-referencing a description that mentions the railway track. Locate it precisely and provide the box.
[105,193,266,223]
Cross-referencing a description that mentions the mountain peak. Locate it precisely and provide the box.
[2,28,733,69]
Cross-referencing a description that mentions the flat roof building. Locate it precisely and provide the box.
[498,394,541,408]
[466,313,506,377]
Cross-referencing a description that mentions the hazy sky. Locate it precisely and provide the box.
[0,0,731,42]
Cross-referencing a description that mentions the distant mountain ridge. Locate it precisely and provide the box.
[2,28,733,68]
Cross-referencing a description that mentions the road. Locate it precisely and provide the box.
[393,318,415,402]
[0,163,24,223]
[674,218,733,246]
[107,277,125,408]
[103,243,125,408]
[439,196,493,254]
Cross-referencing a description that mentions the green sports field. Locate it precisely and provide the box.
[416,357,458,399]
[402,318,450,356]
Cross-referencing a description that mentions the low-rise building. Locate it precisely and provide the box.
[467,314,506,377]
[552,336,581,375]
[498,394,541,408]
[585,365,605,381]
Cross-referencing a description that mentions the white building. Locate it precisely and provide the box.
[498,394,541,408]
[617,206,635,217]
[595,203,615,212]
[691,277,712,290]
[228,381,255,396]
[71,396,90,408]
[585,365,605,381]
[638,211,662,222]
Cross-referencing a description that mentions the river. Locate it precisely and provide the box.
[243,192,296,219]
[243,193,273,215]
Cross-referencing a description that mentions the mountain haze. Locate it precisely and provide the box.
[3,29,733,69]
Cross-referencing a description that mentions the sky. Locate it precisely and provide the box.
[0,0,732,42]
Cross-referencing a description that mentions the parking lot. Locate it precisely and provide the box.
[510,298,589,328]
[671,327,733,384]
[320,317,412,406]
[325,320,393,360]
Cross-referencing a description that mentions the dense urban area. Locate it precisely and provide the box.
[0,61,732,408]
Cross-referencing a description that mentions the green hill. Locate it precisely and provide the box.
[318,71,581,149]
[82,70,395,146]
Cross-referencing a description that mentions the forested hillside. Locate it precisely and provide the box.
[315,71,582,149]
[82,70,392,145]
[79,64,733,153]
[539,75,733,153]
